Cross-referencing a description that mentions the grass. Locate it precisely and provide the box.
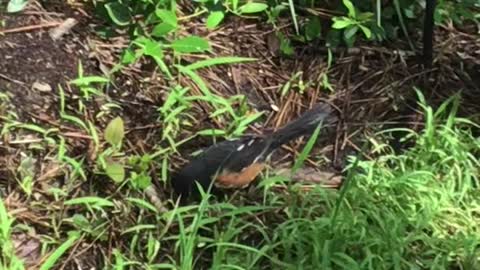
[159,90,480,269]
[220,92,475,269]
[269,91,480,269]
[3,87,479,269]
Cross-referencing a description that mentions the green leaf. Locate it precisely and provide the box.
[70,76,109,86]
[104,2,131,26]
[136,174,151,189]
[279,34,294,55]
[332,17,354,29]
[344,30,356,47]
[238,2,268,14]
[291,122,323,173]
[206,11,225,29]
[104,117,124,146]
[152,22,176,37]
[176,65,212,96]
[197,129,227,136]
[344,25,359,40]
[404,8,415,19]
[126,197,158,213]
[121,49,136,64]
[342,0,356,18]
[7,0,28,13]
[357,12,375,21]
[39,232,80,270]
[155,9,177,27]
[130,172,152,190]
[72,214,91,231]
[171,36,210,53]
[64,197,114,207]
[106,162,125,183]
[134,35,171,79]
[359,25,372,39]
[143,39,164,58]
[185,56,256,70]
[305,17,322,41]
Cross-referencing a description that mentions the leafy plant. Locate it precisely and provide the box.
[16,155,35,197]
[5,0,28,13]
[99,116,126,183]
[331,0,375,47]
[70,61,110,100]
[280,71,311,96]
[435,0,480,25]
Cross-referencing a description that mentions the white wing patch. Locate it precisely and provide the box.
[236,144,245,151]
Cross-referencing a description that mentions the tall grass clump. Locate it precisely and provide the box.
[262,90,480,269]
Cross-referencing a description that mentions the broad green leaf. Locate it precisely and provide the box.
[332,17,354,29]
[143,39,164,58]
[106,162,125,183]
[359,25,372,39]
[206,11,225,29]
[105,2,131,26]
[342,0,356,18]
[121,49,136,64]
[279,34,294,55]
[155,9,177,27]
[238,2,268,14]
[305,17,322,40]
[357,11,375,21]
[72,214,91,231]
[104,117,124,146]
[344,25,359,40]
[344,30,356,47]
[171,36,210,53]
[152,22,176,37]
[131,172,152,190]
[135,38,171,79]
[7,0,28,13]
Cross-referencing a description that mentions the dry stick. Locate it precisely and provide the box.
[0,73,26,85]
[0,22,61,34]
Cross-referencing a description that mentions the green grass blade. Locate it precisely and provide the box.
[39,232,80,270]
[185,57,257,70]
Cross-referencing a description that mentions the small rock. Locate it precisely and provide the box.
[32,81,52,92]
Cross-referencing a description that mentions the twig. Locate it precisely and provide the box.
[0,73,26,85]
[0,22,61,35]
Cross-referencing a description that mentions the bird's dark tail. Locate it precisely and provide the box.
[266,103,333,151]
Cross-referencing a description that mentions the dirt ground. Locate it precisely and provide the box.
[1,1,480,268]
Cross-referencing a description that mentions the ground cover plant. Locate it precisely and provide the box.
[1,0,479,269]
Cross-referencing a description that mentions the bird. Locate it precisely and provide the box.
[170,102,334,199]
